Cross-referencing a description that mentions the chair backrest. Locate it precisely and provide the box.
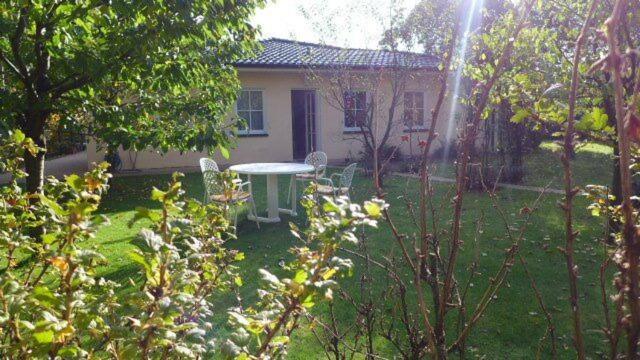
[304,151,328,170]
[199,158,220,201]
[339,163,357,189]
[199,157,219,173]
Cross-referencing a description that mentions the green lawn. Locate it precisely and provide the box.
[88,143,615,358]
[432,140,614,189]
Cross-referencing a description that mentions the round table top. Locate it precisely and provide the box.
[228,162,315,175]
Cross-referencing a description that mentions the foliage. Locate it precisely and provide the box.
[387,0,459,57]
[0,130,114,358]
[225,190,386,358]
[0,0,265,192]
[45,117,85,158]
[0,130,387,358]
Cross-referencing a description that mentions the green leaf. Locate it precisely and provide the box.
[129,251,152,275]
[33,330,54,344]
[12,130,25,143]
[363,201,382,218]
[511,108,530,123]
[322,200,341,214]
[219,145,230,159]
[293,270,308,284]
[65,174,84,191]
[32,286,57,306]
[150,188,165,201]
[42,233,58,245]
[301,294,315,308]
[39,195,66,216]
[271,336,290,345]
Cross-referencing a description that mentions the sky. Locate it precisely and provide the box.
[252,0,421,50]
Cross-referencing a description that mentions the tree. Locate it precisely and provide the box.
[305,63,422,188]
[0,0,264,194]
[301,0,431,189]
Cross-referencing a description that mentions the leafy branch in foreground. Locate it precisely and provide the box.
[225,193,387,359]
[0,130,113,358]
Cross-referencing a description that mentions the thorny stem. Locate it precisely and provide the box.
[256,219,355,356]
[449,177,547,352]
[438,2,536,356]
[560,1,600,358]
[519,254,557,359]
[604,0,640,356]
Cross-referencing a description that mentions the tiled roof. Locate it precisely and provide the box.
[235,38,439,70]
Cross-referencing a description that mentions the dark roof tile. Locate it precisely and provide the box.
[235,38,439,70]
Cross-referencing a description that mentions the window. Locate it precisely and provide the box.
[237,90,265,134]
[343,91,367,130]
[404,91,425,128]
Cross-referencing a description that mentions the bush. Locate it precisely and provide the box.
[0,130,386,359]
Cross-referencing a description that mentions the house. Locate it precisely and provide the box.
[87,38,453,170]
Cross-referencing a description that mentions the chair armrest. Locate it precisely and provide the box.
[238,181,252,191]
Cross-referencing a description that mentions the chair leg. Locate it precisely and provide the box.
[287,177,293,205]
[250,197,260,229]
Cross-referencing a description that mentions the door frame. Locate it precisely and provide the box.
[290,88,322,160]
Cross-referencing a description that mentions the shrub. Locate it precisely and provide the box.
[0,130,386,359]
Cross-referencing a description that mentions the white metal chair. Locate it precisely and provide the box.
[199,158,259,231]
[287,151,328,205]
[315,163,357,201]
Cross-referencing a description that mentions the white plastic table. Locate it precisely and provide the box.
[228,162,315,223]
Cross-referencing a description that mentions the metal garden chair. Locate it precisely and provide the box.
[199,158,259,231]
[287,151,328,205]
[315,163,357,201]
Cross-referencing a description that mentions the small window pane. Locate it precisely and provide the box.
[344,91,367,128]
[416,109,424,126]
[237,91,250,110]
[251,111,264,130]
[404,109,414,126]
[345,110,356,128]
[355,109,366,127]
[355,92,366,109]
[415,93,424,108]
[405,93,413,109]
[238,110,250,130]
[250,91,263,110]
[344,92,355,110]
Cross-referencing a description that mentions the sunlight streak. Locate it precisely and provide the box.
[443,0,484,161]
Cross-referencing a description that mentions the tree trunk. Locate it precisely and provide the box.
[603,85,621,243]
[24,140,46,194]
[22,111,48,195]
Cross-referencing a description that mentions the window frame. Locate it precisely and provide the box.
[343,90,369,132]
[236,88,267,136]
[403,91,426,130]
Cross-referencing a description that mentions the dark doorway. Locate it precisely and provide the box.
[291,90,317,160]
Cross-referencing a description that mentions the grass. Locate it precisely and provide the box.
[87,142,615,358]
[431,140,615,189]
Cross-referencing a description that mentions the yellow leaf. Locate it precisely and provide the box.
[49,257,69,272]
[55,325,75,342]
[322,268,337,280]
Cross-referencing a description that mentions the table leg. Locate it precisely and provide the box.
[279,175,300,217]
[266,174,280,222]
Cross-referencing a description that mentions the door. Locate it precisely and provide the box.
[291,90,317,160]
